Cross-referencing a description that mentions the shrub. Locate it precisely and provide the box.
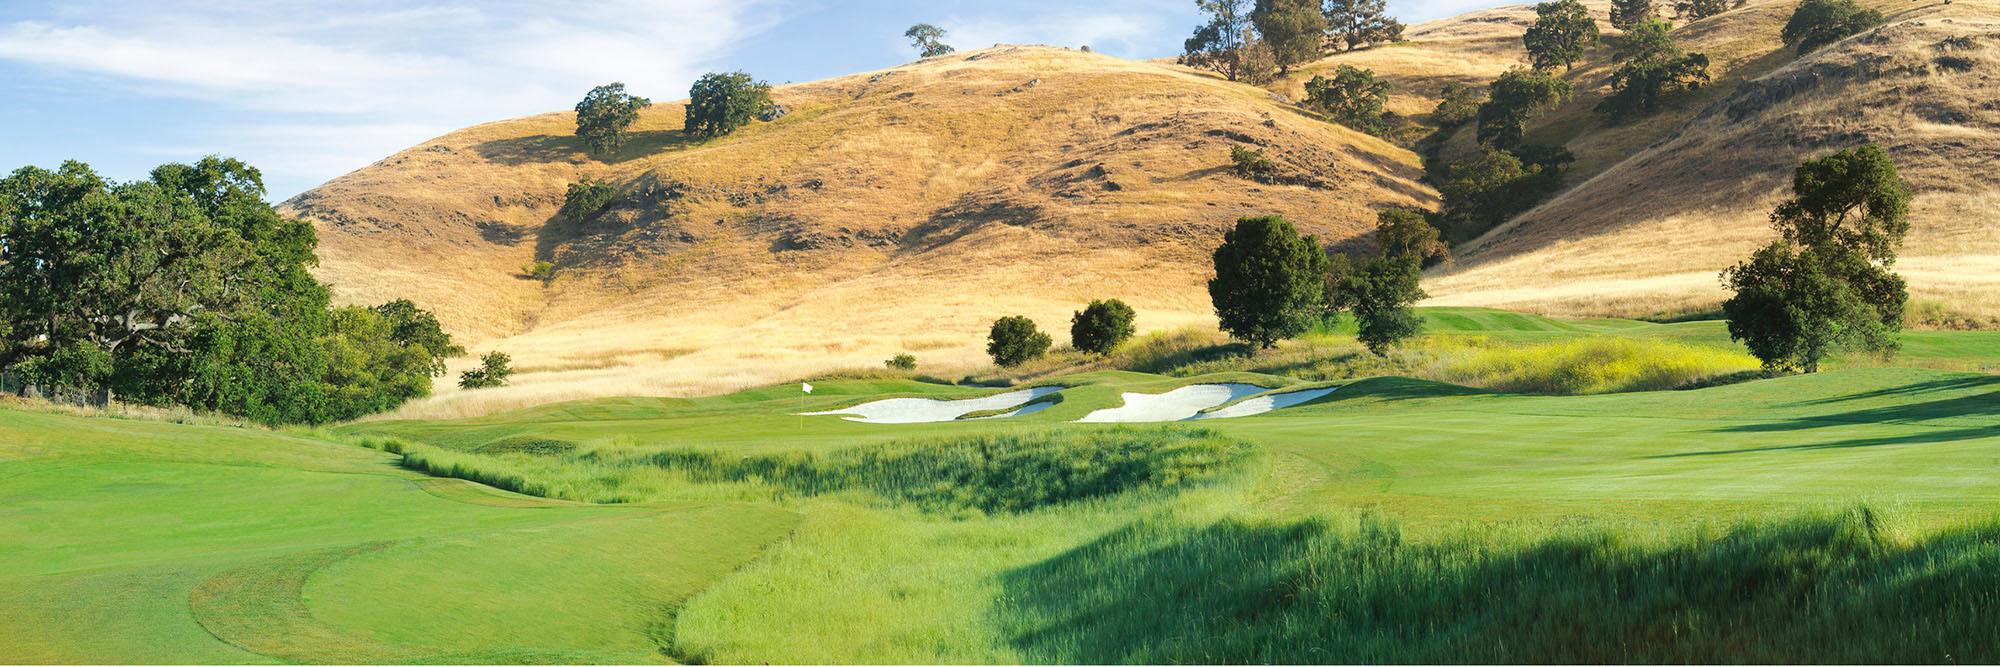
[1210,216,1329,348]
[1781,0,1884,55]
[685,71,773,138]
[459,351,515,389]
[574,82,652,156]
[559,177,618,223]
[1304,65,1392,134]
[1071,299,1138,355]
[1229,144,1277,180]
[524,261,555,284]
[885,353,918,370]
[988,316,1052,367]
[1431,82,1483,127]
[1431,146,1572,242]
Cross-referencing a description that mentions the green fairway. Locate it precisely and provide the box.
[0,408,796,664]
[6,311,1999,663]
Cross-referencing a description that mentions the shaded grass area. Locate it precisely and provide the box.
[998,508,2000,664]
[385,427,1251,515]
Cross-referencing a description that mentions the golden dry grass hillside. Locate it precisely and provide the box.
[1425,0,2000,318]
[282,45,1431,418]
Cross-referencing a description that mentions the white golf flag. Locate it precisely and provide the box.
[802,382,814,393]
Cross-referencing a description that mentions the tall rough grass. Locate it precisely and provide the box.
[381,427,1251,513]
[1438,336,1762,394]
[996,507,2000,663]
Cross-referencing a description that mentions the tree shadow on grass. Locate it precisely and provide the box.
[997,510,2000,664]
[472,130,702,166]
[1647,376,2000,458]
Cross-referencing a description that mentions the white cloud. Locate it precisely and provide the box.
[0,0,785,196]
[941,10,1173,59]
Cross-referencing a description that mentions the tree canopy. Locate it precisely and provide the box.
[1781,0,1884,55]
[1305,65,1392,135]
[1609,0,1659,29]
[1209,215,1328,348]
[1523,0,1601,72]
[905,23,955,57]
[0,158,458,423]
[1674,0,1729,22]
[1071,299,1138,355]
[1722,144,1910,372]
[1323,0,1404,51]
[1182,0,1256,81]
[1252,0,1328,73]
[1476,67,1573,149]
[684,71,773,138]
[1431,82,1484,127]
[1595,19,1710,121]
[574,83,652,156]
[988,316,1052,366]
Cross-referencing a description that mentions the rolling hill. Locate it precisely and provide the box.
[285,0,2000,417]
[283,45,1430,417]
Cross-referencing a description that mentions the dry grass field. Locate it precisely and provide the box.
[284,45,1431,418]
[1426,0,2000,318]
[288,1,2000,418]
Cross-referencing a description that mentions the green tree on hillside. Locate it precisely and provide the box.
[1323,209,1442,355]
[574,83,652,156]
[905,23,955,57]
[1476,68,1573,149]
[1071,299,1139,355]
[1781,0,1884,55]
[1252,0,1328,74]
[1304,65,1392,134]
[1610,0,1660,29]
[559,177,619,222]
[1323,0,1405,51]
[988,316,1052,367]
[0,158,459,423]
[1431,82,1484,127]
[1674,0,1729,22]
[1210,215,1329,348]
[1374,206,1451,264]
[1523,0,1601,72]
[1182,0,1256,81]
[1722,144,1910,373]
[684,71,773,138]
[1596,19,1711,121]
[459,351,515,389]
[1431,146,1573,242]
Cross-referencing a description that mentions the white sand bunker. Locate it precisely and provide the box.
[1077,384,1338,423]
[1076,384,1266,423]
[1192,386,1338,420]
[800,386,1062,424]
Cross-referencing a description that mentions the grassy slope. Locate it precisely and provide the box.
[1426,0,2000,318]
[285,45,1431,421]
[0,407,795,664]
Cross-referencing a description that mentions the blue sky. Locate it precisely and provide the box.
[0,0,1509,201]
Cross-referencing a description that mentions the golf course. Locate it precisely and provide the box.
[5,308,1997,663]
